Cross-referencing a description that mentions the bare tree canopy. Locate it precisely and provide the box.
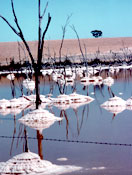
[0,0,51,109]
[0,0,51,68]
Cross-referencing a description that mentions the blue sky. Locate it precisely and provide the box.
[0,0,132,42]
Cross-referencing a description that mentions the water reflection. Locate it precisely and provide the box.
[101,96,126,119]
[56,103,90,139]
[0,129,82,174]
[1,69,132,174]
[102,106,126,119]
[37,130,43,160]
[7,73,16,98]
[18,108,62,133]
[0,151,82,175]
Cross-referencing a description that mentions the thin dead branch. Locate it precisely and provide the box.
[71,25,85,59]
[0,0,51,109]
[59,14,72,62]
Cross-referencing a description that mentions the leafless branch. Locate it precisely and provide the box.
[39,13,51,63]
[59,14,72,62]
[42,1,48,19]
[17,41,28,62]
[0,0,51,109]
[11,0,21,32]
[0,0,35,67]
[38,0,42,67]
[71,25,85,59]
[0,15,19,35]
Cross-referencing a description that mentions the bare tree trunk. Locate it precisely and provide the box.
[0,0,51,109]
[59,14,71,62]
[35,67,41,108]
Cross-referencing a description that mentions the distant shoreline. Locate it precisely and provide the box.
[0,37,132,65]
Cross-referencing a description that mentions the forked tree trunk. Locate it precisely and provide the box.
[0,0,51,109]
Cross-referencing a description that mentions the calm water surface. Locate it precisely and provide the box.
[1,69,132,174]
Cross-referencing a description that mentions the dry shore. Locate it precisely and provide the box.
[0,37,132,65]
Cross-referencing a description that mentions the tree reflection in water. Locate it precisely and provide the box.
[7,73,16,98]
[57,102,90,139]
[37,130,43,160]
[0,115,82,175]
[1,69,132,174]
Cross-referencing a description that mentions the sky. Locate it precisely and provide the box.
[0,0,132,42]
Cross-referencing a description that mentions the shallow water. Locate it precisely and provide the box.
[1,69,132,174]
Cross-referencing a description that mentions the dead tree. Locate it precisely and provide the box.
[71,25,89,75]
[0,0,51,109]
[59,14,71,62]
[71,25,85,59]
